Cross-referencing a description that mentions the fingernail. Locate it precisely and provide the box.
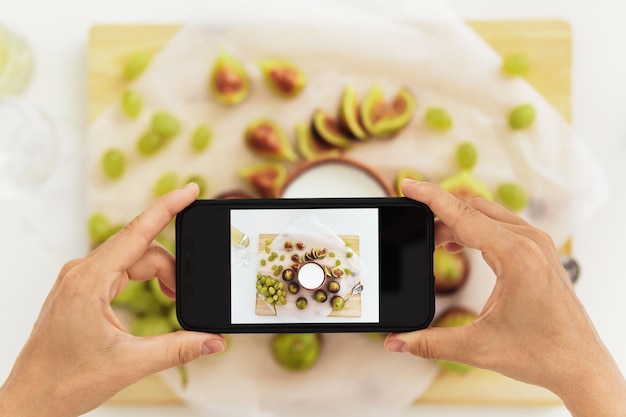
[201,339,225,356]
[183,182,197,189]
[401,178,421,185]
[386,340,408,353]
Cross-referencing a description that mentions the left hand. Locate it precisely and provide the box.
[0,183,226,417]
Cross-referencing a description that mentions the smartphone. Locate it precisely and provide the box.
[176,197,434,333]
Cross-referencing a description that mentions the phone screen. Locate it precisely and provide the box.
[177,198,434,333]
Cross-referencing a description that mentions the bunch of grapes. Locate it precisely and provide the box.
[257,274,287,307]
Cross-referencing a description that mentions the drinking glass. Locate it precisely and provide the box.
[0,96,57,199]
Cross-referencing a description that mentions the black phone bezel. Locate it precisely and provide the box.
[176,197,434,333]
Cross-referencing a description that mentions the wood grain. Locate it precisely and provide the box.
[90,20,570,406]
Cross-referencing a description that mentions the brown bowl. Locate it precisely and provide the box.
[280,156,393,198]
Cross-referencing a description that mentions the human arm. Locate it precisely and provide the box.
[385,180,626,417]
[0,183,225,417]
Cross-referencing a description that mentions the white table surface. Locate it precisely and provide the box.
[1,0,625,416]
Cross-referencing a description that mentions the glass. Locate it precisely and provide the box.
[0,96,57,199]
[0,24,34,94]
[230,225,250,268]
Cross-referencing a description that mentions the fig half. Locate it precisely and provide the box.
[312,109,354,149]
[208,51,250,105]
[439,170,493,202]
[258,58,306,98]
[360,84,416,138]
[295,123,341,160]
[237,162,287,198]
[244,118,298,162]
[339,86,368,140]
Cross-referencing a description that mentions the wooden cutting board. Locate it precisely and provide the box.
[89,20,570,406]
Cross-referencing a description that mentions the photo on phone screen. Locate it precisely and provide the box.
[177,198,434,333]
[230,208,380,324]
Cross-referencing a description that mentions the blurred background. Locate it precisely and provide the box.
[1,0,625,416]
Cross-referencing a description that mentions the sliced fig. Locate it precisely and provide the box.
[295,123,341,160]
[244,118,298,162]
[360,84,416,138]
[439,170,493,202]
[339,86,368,140]
[215,190,255,199]
[258,58,307,98]
[311,109,355,149]
[208,51,250,106]
[237,162,287,198]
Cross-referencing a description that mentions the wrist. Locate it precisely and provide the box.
[550,348,626,417]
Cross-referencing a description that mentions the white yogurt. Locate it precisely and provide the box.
[297,262,325,290]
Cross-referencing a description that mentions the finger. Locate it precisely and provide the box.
[401,180,514,256]
[385,325,476,365]
[96,183,198,273]
[468,198,528,226]
[125,243,176,291]
[126,331,226,378]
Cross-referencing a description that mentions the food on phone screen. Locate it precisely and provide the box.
[502,53,531,76]
[508,103,536,129]
[123,51,152,81]
[101,148,126,180]
[120,89,143,119]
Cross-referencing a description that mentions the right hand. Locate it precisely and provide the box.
[385,180,626,416]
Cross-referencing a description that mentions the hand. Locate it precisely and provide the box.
[385,180,626,417]
[0,183,226,417]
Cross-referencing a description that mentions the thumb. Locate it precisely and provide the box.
[384,326,475,364]
[128,331,226,377]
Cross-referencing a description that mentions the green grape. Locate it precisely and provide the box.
[425,107,453,131]
[137,130,166,156]
[112,280,147,306]
[169,305,182,331]
[256,274,288,307]
[185,174,208,198]
[130,314,173,337]
[508,103,536,129]
[151,112,181,139]
[87,212,111,245]
[190,124,212,153]
[502,53,531,76]
[123,51,152,81]
[456,142,478,170]
[127,287,163,315]
[155,234,175,255]
[101,148,126,179]
[153,172,180,197]
[497,182,527,212]
[149,278,175,307]
[120,89,143,119]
